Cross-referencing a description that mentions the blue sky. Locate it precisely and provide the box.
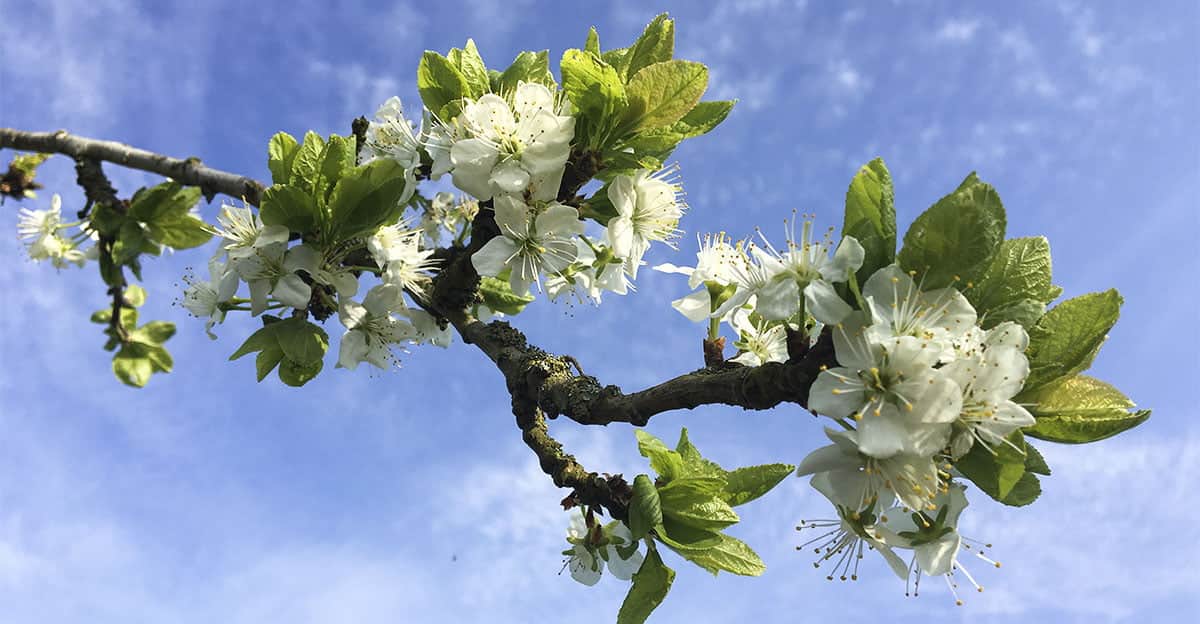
[1,1,1197,622]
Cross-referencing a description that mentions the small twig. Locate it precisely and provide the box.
[1,128,265,205]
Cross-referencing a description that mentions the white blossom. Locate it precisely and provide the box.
[470,196,583,296]
[562,510,643,586]
[337,284,416,370]
[606,169,685,277]
[181,257,239,338]
[729,309,788,366]
[441,82,575,201]
[862,265,977,363]
[654,233,741,322]
[941,322,1035,458]
[369,220,437,298]
[214,201,289,262]
[808,313,962,460]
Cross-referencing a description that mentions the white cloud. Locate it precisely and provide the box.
[935,18,981,43]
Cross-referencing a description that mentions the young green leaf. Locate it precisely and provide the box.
[635,430,684,481]
[722,463,795,507]
[325,159,409,242]
[128,182,202,224]
[625,13,675,80]
[560,49,627,149]
[273,317,329,365]
[478,276,536,315]
[842,158,897,284]
[260,185,317,234]
[417,51,470,120]
[969,236,1056,327]
[629,475,663,541]
[669,533,766,577]
[657,477,739,530]
[288,131,327,194]
[1023,374,1149,443]
[674,428,726,480]
[585,26,601,56]
[954,434,1040,506]
[451,39,490,98]
[616,548,675,624]
[898,175,1006,289]
[1021,290,1122,392]
[653,517,723,553]
[267,132,300,185]
[495,50,555,93]
[623,60,708,132]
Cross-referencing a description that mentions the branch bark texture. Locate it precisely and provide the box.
[0,128,264,205]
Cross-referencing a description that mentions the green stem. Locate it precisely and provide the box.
[847,272,867,312]
[707,317,720,341]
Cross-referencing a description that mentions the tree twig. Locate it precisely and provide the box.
[0,128,264,205]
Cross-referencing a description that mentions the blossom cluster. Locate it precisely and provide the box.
[182,202,446,367]
[655,216,863,366]
[17,194,94,269]
[561,509,645,586]
[794,265,1032,603]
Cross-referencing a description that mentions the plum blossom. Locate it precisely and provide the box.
[470,196,583,296]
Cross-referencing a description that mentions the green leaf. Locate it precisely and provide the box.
[898,175,1007,289]
[112,345,154,388]
[722,464,795,507]
[146,213,212,249]
[585,26,601,56]
[654,518,723,552]
[260,184,316,234]
[418,51,470,119]
[969,236,1055,324]
[130,320,176,345]
[91,306,138,327]
[89,202,126,237]
[658,478,739,530]
[326,159,409,242]
[625,13,675,80]
[288,131,327,193]
[1021,290,1122,392]
[496,50,556,94]
[602,47,632,79]
[229,324,281,361]
[255,346,285,382]
[278,357,323,387]
[560,49,627,148]
[1024,442,1051,476]
[954,434,1040,506]
[112,220,159,265]
[616,548,674,624]
[273,317,329,365]
[635,430,684,481]
[478,276,535,315]
[124,284,147,308]
[981,297,1046,330]
[1023,374,1149,443]
[623,60,709,132]
[661,100,734,138]
[671,533,766,577]
[450,39,490,98]
[267,132,300,185]
[319,135,356,190]
[128,182,202,224]
[843,158,897,283]
[629,475,663,541]
[674,428,726,480]
[111,342,172,387]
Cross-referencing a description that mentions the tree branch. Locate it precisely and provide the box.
[0,128,265,206]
